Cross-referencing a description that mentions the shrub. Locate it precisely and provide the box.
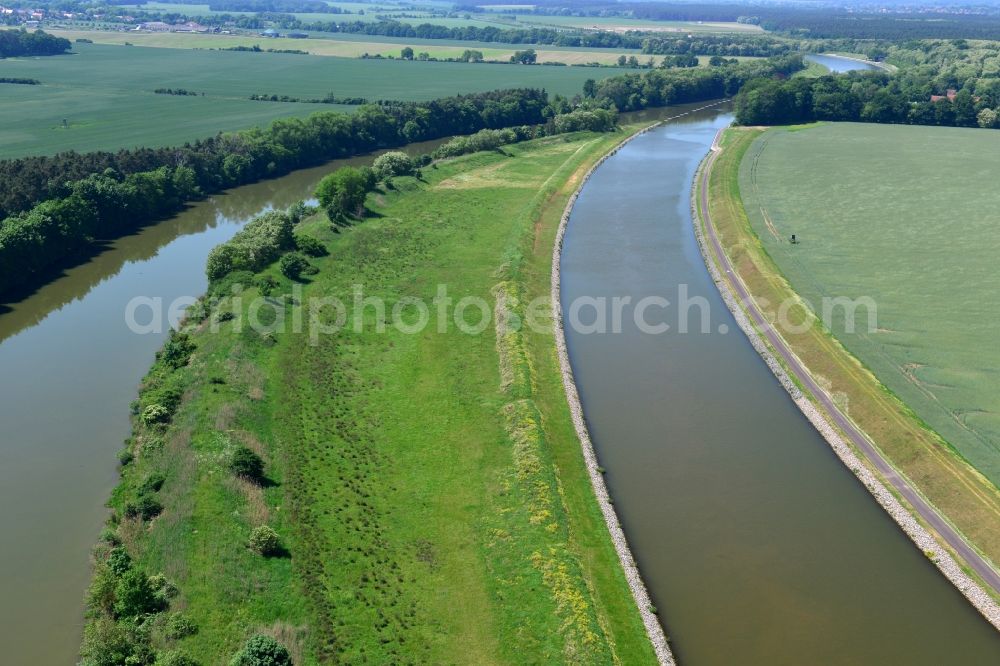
[164,612,198,639]
[551,108,618,134]
[293,234,327,257]
[279,252,311,280]
[141,404,170,426]
[206,211,295,281]
[100,527,122,546]
[157,652,200,666]
[257,274,278,297]
[139,472,166,494]
[230,446,265,481]
[286,200,315,224]
[118,449,135,466]
[158,332,195,369]
[316,166,370,221]
[372,151,414,180]
[80,616,134,666]
[124,494,163,521]
[140,375,184,415]
[107,547,133,576]
[209,270,255,299]
[114,569,162,619]
[229,634,292,666]
[149,573,178,604]
[248,525,282,556]
[87,565,119,615]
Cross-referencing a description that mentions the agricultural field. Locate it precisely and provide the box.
[49,27,642,63]
[503,14,765,33]
[739,122,1000,485]
[0,42,621,157]
[116,1,433,21]
[725,122,1000,567]
[102,130,656,663]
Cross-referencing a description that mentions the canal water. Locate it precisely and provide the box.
[807,53,881,74]
[0,51,989,661]
[0,139,446,664]
[558,103,1000,663]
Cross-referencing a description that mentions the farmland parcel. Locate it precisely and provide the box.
[731,122,1000,578]
[0,42,622,157]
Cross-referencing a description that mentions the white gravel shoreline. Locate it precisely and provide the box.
[550,101,730,666]
[690,129,1000,631]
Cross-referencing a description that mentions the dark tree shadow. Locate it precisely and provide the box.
[264,544,291,559]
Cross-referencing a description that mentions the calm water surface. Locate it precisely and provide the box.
[559,103,1000,663]
[807,53,881,73]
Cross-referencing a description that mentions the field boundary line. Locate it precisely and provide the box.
[693,126,1000,631]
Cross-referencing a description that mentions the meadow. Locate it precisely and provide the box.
[0,42,620,157]
[95,130,657,663]
[712,123,1000,580]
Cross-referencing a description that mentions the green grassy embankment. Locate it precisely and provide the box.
[86,129,659,663]
[705,124,1000,598]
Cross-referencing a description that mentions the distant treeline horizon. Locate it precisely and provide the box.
[0,55,803,300]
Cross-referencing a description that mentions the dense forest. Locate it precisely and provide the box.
[473,1,1000,41]
[0,88,547,297]
[640,35,789,57]
[122,0,336,10]
[277,19,789,56]
[734,70,1000,129]
[0,29,71,58]
[587,53,802,112]
[735,39,1000,128]
[0,56,802,300]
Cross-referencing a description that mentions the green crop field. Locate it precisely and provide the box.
[96,130,656,663]
[115,1,502,25]
[0,42,620,157]
[300,29,642,53]
[49,27,642,63]
[739,122,1000,486]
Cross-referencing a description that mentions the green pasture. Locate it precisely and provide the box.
[0,42,617,157]
[104,131,655,663]
[739,122,1000,485]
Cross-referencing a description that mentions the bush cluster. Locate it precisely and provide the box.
[206,211,295,281]
[248,525,282,556]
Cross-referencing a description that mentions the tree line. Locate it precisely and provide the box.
[186,0,336,12]
[0,56,803,300]
[586,54,803,112]
[0,88,548,298]
[498,1,1000,41]
[291,19,791,56]
[0,29,71,58]
[640,35,790,58]
[734,70,1000,129]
